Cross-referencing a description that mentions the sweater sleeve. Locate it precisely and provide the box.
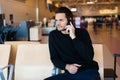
[72,29,94,61]
[49,32,66,70]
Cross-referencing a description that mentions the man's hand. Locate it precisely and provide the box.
[65,22,76,39]
[65,63,81,74]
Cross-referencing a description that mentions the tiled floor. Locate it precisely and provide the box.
[41,24,120,80]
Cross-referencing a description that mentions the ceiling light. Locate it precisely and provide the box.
[87,1,94,4]
[55,3,59,7]
[47,0,52,4]
[71,8,77,12]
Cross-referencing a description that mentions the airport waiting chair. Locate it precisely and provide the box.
[0,44,14,80]
[52,44,104,80]
[104,53,120,80]
[113,53,120,80]
[93,44,104,80]
[14,44,53,80]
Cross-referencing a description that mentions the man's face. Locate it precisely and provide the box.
[55,13,68,31]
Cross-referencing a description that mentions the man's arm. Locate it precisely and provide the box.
[49,32,66,70]
[72,29,94,61]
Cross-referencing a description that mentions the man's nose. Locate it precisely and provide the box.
[56,21,60,25]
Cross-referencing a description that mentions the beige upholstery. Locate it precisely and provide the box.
[5,41,40,64]
[14,44,53,80]
[93,44,104,80]
[0,44,11,80]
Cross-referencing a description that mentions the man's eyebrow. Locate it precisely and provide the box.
[55,19,63,21]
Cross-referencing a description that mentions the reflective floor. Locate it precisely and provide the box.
[41,24,120,79]
[88,24,120,80]
[88,24,120,65]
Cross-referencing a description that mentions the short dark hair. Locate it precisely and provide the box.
[55,7,73,23]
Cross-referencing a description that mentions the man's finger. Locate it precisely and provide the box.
[70,22,73,27]
[73,64,81,67]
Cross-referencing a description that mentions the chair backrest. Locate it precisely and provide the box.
[14,44,53,80]
[5,41,40,64]
[0,44,11,80]
[93,44,104,80]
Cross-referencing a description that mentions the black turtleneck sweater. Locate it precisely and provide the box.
[48,28,99,71]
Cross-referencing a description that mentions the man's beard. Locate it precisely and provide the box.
[57,27,66,31]
[61,28,66,31]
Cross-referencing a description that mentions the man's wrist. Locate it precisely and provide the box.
[65,64,69,70]
[71,35,76,39]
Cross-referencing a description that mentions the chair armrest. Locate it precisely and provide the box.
[0,64,14,80]
[114,53,120,57]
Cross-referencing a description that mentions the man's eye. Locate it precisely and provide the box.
[60,19,63,21]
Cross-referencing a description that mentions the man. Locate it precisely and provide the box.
[44,7,100,80]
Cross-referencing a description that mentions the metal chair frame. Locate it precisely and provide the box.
[113,53,120,80]
[0,64,14,80]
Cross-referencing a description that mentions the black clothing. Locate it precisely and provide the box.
[49,28,99,71]
[45,69,100,80]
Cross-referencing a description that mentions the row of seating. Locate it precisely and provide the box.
[0,44,13,80]
[0,43,104,80]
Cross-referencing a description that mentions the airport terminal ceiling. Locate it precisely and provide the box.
[49,0,120,16]
[52,0,120,4]
[52,0,120,7]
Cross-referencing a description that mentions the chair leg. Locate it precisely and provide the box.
[8,64,14,80]
[113,55,116,80]
[0,70,5,80]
